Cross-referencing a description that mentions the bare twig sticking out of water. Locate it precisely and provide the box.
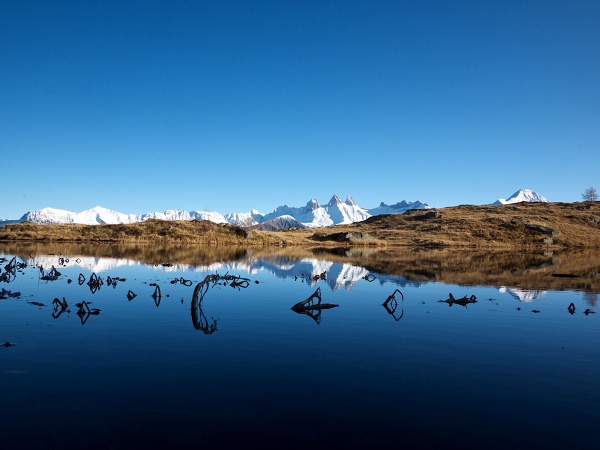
[312,271,327,281]
[40,265,61,281]
[87,273,103,294]
[190,273,252,334]
[1,257,19,283]
[150,283,162,306]
[76,300,101,325]
[291,287,339,325]
[106,276,125,288]
[439,293,477,307]
[52,297,69,318]
[382,289,404,321]
[170,277,192,286]
[191,275,218,334]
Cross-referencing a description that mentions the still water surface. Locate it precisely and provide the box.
[1,249,598,449]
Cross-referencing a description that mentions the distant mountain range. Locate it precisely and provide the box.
[0,189,549,229]
[0,194,429,229]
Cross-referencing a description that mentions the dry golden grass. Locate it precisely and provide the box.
[1,201,600,250]
[0,219,280,246]
[262,201,600,249]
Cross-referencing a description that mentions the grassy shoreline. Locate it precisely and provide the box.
[1,201,600,249]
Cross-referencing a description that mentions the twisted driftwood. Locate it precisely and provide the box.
[87,273,103,294]
[150,283,162,306]
[191,275,220,334]
[439,293,477,307]
[75,300,101,325]
[382,289,404,321]
[189,273,251,334]
[291,287,339,324]
[52,297,69,318]
[41,266,61,281]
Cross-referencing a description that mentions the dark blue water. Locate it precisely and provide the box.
[1,253,598,449]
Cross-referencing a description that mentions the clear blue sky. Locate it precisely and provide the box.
[2,0,598,218]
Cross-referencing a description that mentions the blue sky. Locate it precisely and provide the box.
[2,0,599,218]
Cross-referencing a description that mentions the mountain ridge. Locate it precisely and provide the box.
[1,188,549,228]
[3,194,430,228]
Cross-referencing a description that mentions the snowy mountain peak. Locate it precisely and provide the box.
[328,194,342,206]
[493,188,549,205]
[307,199,321,210]
[345,195,357,206]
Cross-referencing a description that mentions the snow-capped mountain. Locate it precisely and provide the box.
[492,189,549,205]
[223,210,264,227]
[253,215,307,231]
[18,206,229,226]
[21,206,138,225]
[260,195,371,228]
[368,200,430,215]
[1,194,429,229]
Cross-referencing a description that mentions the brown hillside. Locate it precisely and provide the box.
[263,201,600,249]
[0,219,279,246]
[1,202,600,249]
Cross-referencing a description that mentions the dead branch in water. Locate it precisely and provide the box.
[439,293,477,307]
[190,273,252,334]
[382,289,404,321]
[291,287,339,325]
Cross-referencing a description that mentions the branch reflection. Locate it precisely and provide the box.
[190,273,251,334]
[291,287,339,325]
[382,289,404,321]
[75,300,101,325]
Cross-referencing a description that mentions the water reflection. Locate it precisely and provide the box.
[583,291,598,306]
[499,286,547,302]
[1,246,599,449]
[2,247,598,331]
[3,242,600,293]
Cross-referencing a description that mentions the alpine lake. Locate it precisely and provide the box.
[1,243,599,449]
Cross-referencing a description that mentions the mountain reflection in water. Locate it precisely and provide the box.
[1,244,599,449]
[3,242,600,292]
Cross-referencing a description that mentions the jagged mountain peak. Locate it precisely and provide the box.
[306,199,321,210]
[327,194,342,206]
